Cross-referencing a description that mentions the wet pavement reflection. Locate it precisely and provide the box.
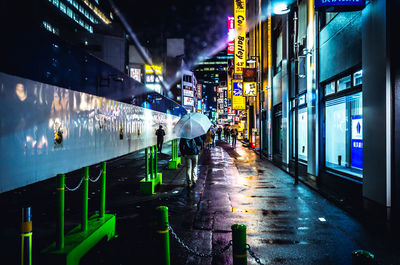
[1,141,399,264]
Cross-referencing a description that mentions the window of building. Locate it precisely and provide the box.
[292,93,307,161]
[325,81,335,96]
[336,75,351,92]
[353,70,362,86]
[325,92,362,178]
[276,32,283,70]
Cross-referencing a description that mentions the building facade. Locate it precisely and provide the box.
[243,0,400,224]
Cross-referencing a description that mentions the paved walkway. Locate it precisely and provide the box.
[1,140,399,265]
[163,141,399,265]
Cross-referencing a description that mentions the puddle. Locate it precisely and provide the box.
[261,239,309,245]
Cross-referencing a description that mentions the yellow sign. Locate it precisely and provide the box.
[145,64,163,75]
[232,80,246,110]
[234,0,246,74]
[227,76,232,99]
[243,82,257,96]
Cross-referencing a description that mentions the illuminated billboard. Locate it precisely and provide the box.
[183,97,194,107]
[315,0,365,11]
[243,82,257,96]
[196,83,202,99]
[130,68,141,82]
[227,16,235,54]
[232,80,246,110]
[183,89,194,97]
[234,0,246,74]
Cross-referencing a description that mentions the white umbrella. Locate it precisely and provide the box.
[173,113,212,139]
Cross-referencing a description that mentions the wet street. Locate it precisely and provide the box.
[1,141,399,265]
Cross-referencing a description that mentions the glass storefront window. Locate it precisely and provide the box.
[353,70,362,86]
[325,92,362,178]
[293,107,308,161]
[325,81,335,96]
[336,75,351,92]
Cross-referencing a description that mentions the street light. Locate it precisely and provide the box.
[246,56,262,159]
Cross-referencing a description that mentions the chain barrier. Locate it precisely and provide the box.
[89,169,103,183]
[247,244,265,265]
[64,177,84,191]
[169,226,232,258]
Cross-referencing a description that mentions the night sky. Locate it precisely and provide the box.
[113,0,233,65]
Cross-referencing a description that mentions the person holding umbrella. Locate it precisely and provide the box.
[174,113,212,188]
[179,136,203,188]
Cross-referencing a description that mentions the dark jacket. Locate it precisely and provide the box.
[155,128,165,140]
[179,138,199,156]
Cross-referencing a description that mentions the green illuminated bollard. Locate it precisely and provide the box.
[56,174,65,250]
[100,162,106,219]
[174,139,178,160]
[173,140,176,160]
[352,250,375,265]
[82,167,89,232]
[145,148,149,181]
[155,145,158,175]
[21,207,32,265]
[150,146,154,179]
[156,206,170,265]
[232,224,247,265]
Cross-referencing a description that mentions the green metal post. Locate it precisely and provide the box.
[174,139,178,160]
[232,224,247,265]
[100,162,106,219]
[145,148,149,180]
[155,145,158,175]
[156,206,170,265]
[82,167,89,232]
[21,207,32,265]
[150,146,154,179]
[56,174,65,250]
[172,140,175,160]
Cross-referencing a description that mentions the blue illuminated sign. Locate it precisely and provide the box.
[315,0,365,11]
[351,116,363,169]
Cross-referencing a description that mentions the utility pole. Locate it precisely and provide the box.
[294,11,299,185]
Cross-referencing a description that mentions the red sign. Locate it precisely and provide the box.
[234,116,240,122]
[227,16,235,54]
[228,107,236,116]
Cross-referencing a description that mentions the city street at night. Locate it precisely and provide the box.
[2,0,400,264]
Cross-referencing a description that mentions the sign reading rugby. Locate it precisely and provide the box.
[234,0,246,74]
[315,0,365,11]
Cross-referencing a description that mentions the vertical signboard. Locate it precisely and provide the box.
[130,68,141,82]
[234,0,246,74]
[351,116,363,169]
[196,83,202,99]
[223,89,228,114]
[227,16,235,54]
[232,80,246,110]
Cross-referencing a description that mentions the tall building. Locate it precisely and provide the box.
[1,0,127,72]
[194,51,233,116]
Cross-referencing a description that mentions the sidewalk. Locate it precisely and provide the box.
[1,140,399,264]
[81,140,399,265]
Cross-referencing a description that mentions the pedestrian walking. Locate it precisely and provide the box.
[231,128,238,147]
[155,125,165,153]
[206,129,213,150]
[224,127,231,143]
[217,127,222,141]
[211,125,216,147]
[200,133,206,150]
[179,138,200,188]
